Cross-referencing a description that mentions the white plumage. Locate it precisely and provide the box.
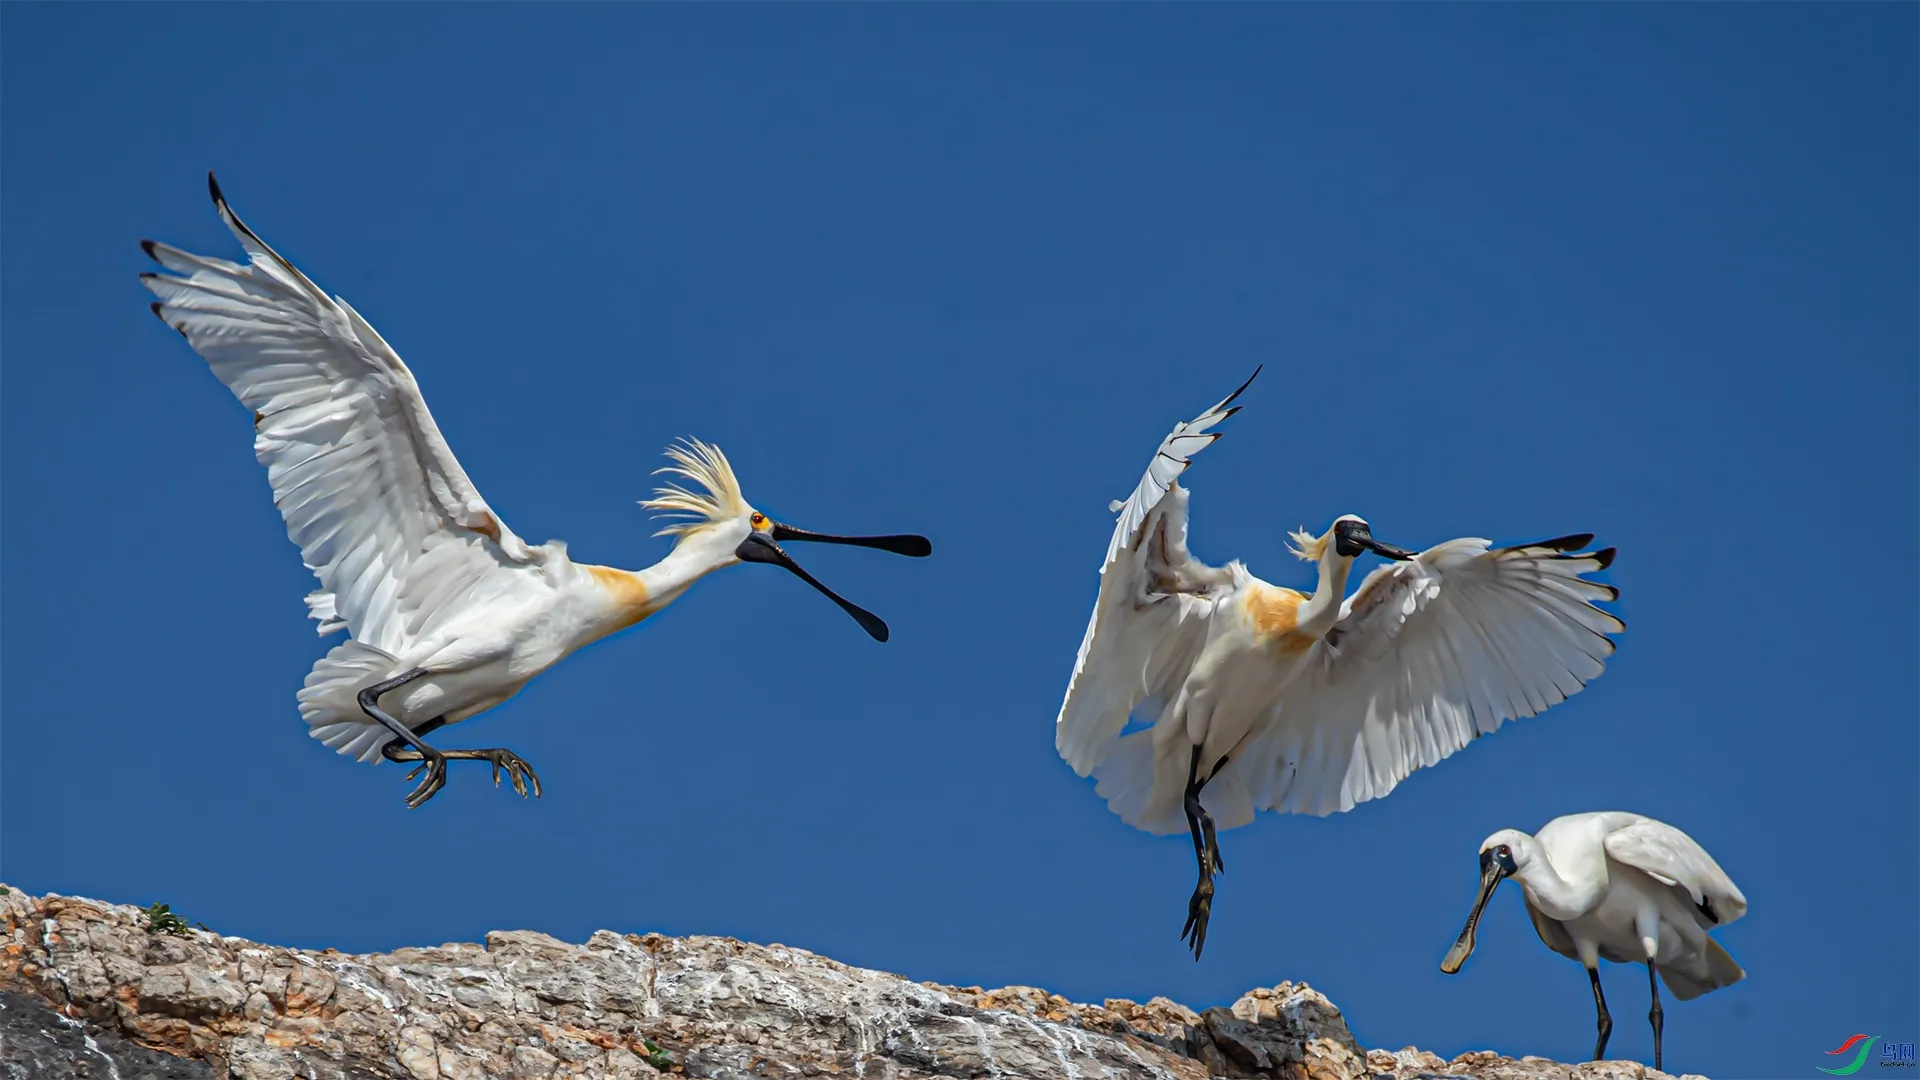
[1054,368,1624,957]
[142,173,929,808]
[1442,811,1747,1071]
[1241,535,1625,819]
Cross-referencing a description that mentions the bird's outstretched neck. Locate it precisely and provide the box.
[1294,549,1356,638]
[581,530,741,641]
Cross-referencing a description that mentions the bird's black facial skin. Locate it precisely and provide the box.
[736,521,931,642]
[1441,845,1518,975]
[1332,519,1418,561]
[1486,844,1518,877]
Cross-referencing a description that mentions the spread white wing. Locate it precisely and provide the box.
[1240,534,1624,816]
[1054,369,1258,776]
[142,174,538,657]
[1604,817,1748,928]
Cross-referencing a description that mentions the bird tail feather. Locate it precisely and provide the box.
[1094,732,1185,835]
[1661,937,1745,1001]
[298,640,400,764]
[1091,731,1258,837]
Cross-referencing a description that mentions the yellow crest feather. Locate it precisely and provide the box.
[640,438,750,538]
[1286,527,1327,562]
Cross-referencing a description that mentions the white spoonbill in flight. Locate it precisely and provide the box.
[1055,368,1624,958]
[141,173,931,809]
[1441,812,1747,1072]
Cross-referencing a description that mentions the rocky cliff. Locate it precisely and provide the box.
[0,887,1701,1080]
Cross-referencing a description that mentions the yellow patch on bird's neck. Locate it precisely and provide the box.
[1243,584,1317,651]
[586,565,654,633]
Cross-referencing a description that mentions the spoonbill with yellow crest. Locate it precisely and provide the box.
[1054,368,1623,958]
[141,173,931,809]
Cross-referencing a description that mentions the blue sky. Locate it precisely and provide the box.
[3,5,1913,1076]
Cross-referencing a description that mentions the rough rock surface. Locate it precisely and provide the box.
[0,887,1703,1080]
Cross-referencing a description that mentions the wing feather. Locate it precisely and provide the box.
[143,174,535,655]
[1242,535,1623,816]
[1101,366,1259,565]
[1055,370,1259,776]
[1604,819,1748,927]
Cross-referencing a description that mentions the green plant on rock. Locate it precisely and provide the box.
[640,1037,676,1071]
[142,902,191,937]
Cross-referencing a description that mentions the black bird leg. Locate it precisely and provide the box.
[1203,754,1229,874]
[1646,961,1664,1072]
[359,670,541,809]
[358,668,443,806]
[1179,747,1227,960]
[1587,965,1613,1061]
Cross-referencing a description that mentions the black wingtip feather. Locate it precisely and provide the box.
[1533,533,1595,553]
[205,172,273,251]
[140,239,159,261]
[1591,547,1616,570]
[150,302,188,339]
[1218,364,1263,411]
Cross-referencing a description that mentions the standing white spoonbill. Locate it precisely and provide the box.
[1440,812,1748,1072]
[1055,368,1624,958]
[142,173,931,809]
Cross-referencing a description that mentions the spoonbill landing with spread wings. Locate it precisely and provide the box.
[1441,812,1747,1071]
[1054,368,1624,958]
[141,173,931,809]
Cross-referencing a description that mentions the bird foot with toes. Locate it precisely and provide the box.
[1181,878,1215,960]
[479,749,542,798]
[385,742,540,808]
[400,755,448,809]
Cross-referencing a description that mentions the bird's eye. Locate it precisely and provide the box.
[1497,845,1511,859]
[750,513,767,528]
